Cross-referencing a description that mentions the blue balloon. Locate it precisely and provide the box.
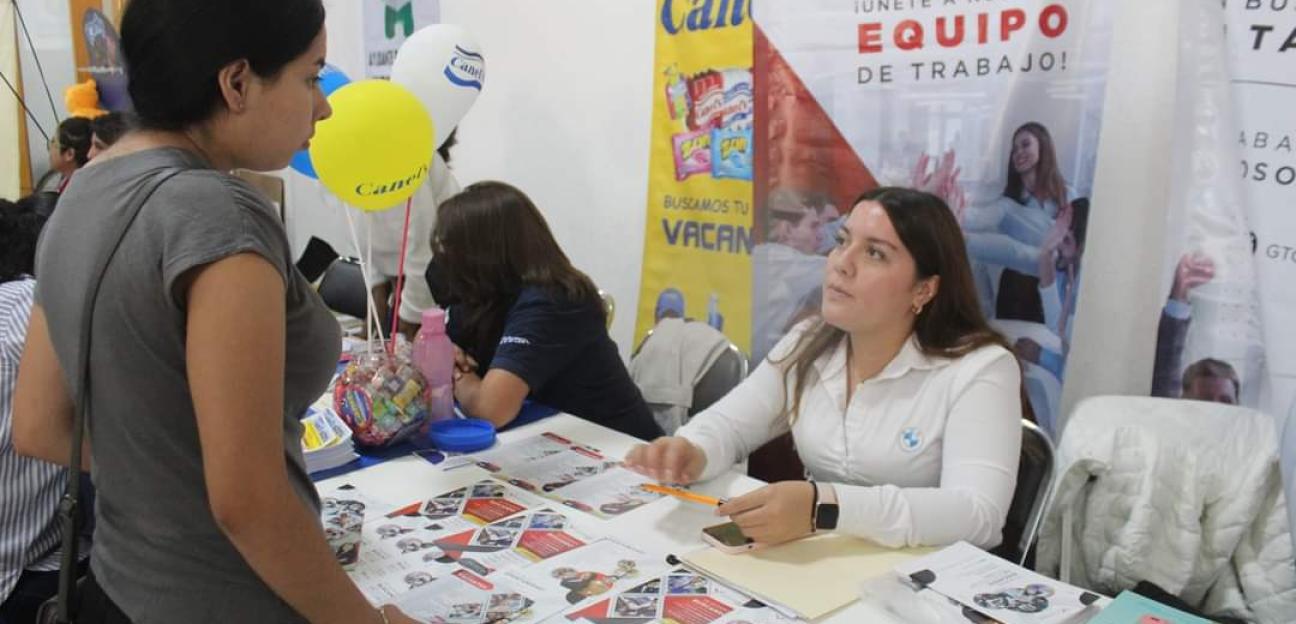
[289,64,351,179]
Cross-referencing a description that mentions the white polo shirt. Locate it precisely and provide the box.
[678,322,1022,549]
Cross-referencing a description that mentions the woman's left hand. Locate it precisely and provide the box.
[715,481,816,545]
[452,346,478,380]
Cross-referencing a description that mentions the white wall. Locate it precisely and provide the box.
[440,0,655,357]
[295,0,656,357]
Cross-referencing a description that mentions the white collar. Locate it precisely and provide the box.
[814,334,949,386]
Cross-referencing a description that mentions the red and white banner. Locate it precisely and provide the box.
[753,0,1117,437]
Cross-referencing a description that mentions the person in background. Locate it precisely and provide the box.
[0,199,71,622]
[751,188,828,362]
[15,192,59,220]
[427,181,663,441]
[369,128,462,338]
[45,117,93,193]
[962,122,1075,321]
[1151,251,1217,400]
[1180,358,1239,405]
[654,287,686,323]
[1013,199,1091,380]
[11,0,417,621]
[627,187,1023,550]
[87,112,131,161]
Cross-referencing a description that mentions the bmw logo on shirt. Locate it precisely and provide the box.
[899,427,923,453]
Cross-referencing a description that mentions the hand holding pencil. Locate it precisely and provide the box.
[624,436,708,484]
[640,483,724,507]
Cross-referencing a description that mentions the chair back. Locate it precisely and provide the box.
[598,289,615,330]
[689,342,748,417]
[318,257,370,321]
[994,419,1057,566]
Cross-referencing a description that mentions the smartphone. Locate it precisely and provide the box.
[700,522,758,554]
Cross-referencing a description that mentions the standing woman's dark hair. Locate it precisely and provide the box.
[123,0,325,131]
[775,187,1011,419]
[432,181,601,356]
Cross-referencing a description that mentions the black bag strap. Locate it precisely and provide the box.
[55,167,185,623]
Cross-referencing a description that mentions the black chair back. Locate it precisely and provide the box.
[689,345,748,417]
[318,258,370,321]
[994,419,1057,566]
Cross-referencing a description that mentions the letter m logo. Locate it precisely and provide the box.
[385,1,414,40]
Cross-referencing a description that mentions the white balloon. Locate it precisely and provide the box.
[391,24,485,150]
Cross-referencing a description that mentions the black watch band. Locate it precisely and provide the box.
[812,483,840,531]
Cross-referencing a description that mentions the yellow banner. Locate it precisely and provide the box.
[635,0,753,354]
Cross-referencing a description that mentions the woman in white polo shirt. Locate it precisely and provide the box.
[626,187,1023,550]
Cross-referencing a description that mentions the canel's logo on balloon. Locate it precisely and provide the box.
[444,46,485,91]
[354,164,430,198]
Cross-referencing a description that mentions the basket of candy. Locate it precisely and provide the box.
[332,337,430,448]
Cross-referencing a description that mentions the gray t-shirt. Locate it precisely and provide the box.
[36,147,340,622]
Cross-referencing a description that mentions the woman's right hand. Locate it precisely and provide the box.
[624,437,708,485]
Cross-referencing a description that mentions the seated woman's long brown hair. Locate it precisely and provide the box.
[431,181,603,359]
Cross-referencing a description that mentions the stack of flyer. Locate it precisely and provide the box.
[874,542,1108,624]
[302,403,358,474]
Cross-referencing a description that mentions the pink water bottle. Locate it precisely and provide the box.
[412,307,455,424]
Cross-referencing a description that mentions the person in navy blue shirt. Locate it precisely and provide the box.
[426,181,662,441]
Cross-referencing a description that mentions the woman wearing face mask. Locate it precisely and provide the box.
[426,181,663,441]
[626,187,1023,549]
[12,0,417,621]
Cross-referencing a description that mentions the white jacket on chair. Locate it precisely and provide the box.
[629,318,730,435]
[1036,396,1296,623]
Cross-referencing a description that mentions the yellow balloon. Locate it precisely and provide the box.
[310,80,435,212]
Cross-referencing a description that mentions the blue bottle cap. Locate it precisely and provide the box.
[428,418,496,453]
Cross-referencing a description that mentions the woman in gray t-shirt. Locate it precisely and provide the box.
[11,1,417,622]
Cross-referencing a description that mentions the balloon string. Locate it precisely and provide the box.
[389,197,415,353]
[341,203,386,350]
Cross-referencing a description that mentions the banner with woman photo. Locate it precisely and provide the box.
[752,0,1116,437]
[634,0,755,354]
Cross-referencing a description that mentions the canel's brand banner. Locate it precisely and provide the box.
[634,0,755,353]
[753,0,1116,436]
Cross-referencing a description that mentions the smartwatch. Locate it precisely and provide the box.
[811,482,840,531]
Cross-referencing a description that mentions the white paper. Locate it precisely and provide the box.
[504,538,660,611]
[393,569,568,624]
[560,567,804,624]
[468,432,663,518]
[894,543,1099,624]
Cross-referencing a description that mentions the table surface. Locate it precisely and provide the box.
[319,413,906,623]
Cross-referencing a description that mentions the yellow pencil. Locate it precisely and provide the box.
[641,483,723,507]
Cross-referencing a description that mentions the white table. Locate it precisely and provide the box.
[319,414,906,623]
